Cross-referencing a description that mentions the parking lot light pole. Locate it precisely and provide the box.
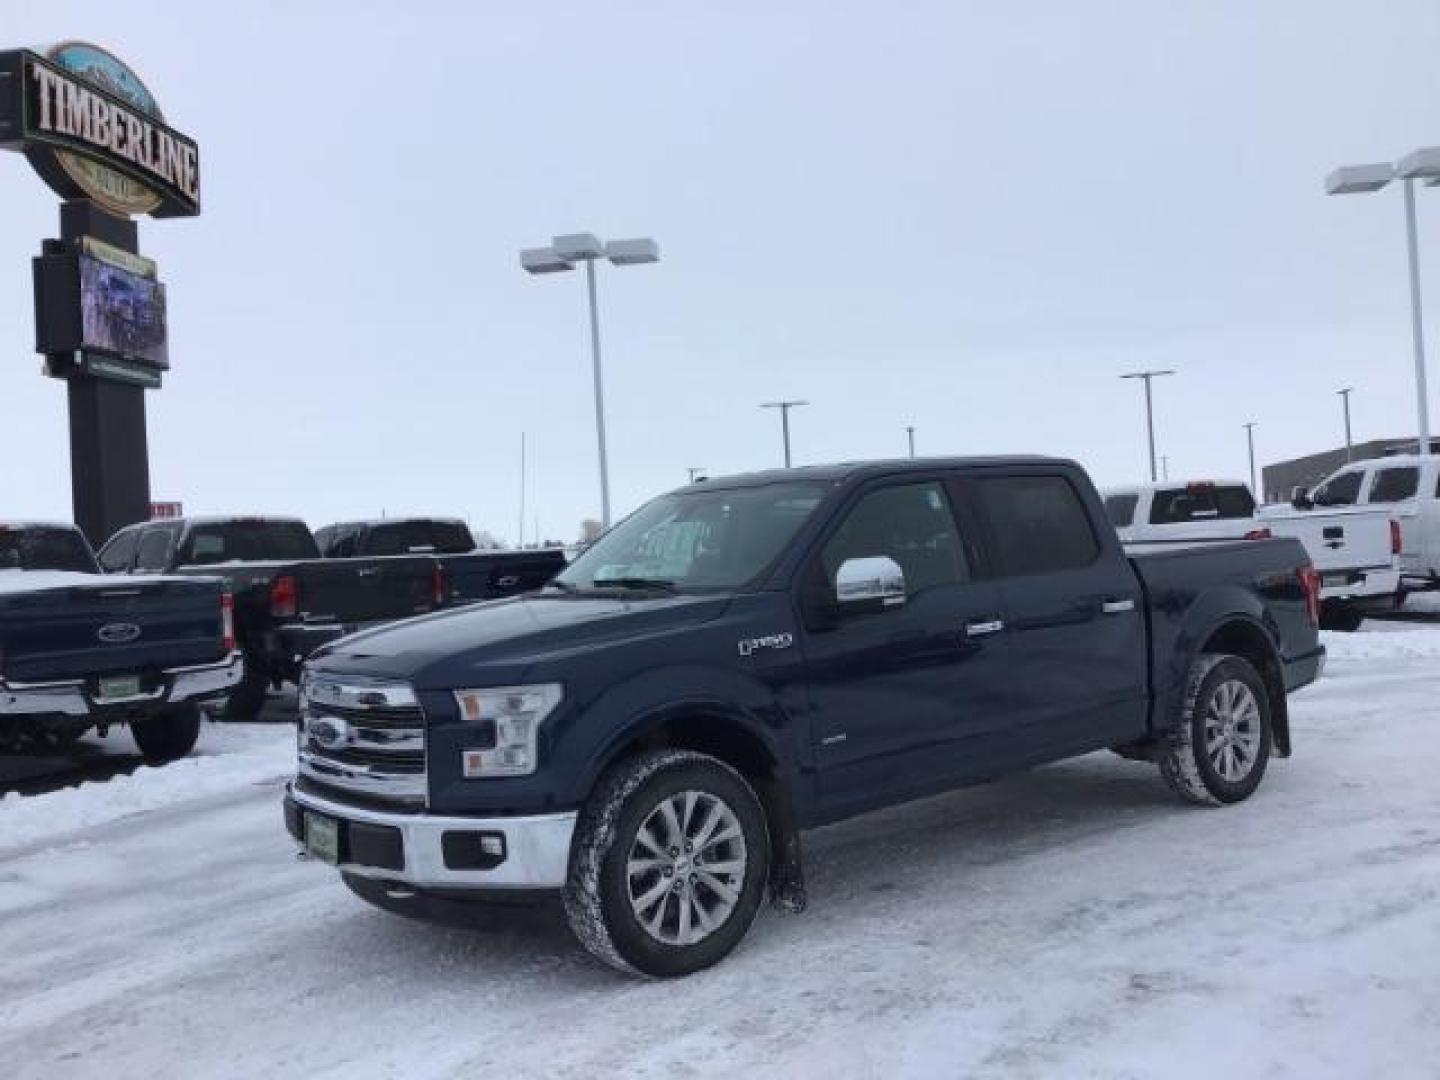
[1326,149,1440,455]
[1337,387,1355,461]
[906,425,916,458]
[1120,370,1175,482]
[761,400,807,467]
[1243,422,1258,494]
[520,233,660,529]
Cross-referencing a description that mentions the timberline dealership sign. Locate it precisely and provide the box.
[0,42,200,218]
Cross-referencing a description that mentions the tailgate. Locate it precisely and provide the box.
[1265,511,1396,574]
[0,577,224,683]
[440,551,565,604]
[294,557,437,623]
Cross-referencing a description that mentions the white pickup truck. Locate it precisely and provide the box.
[1261,453,1440,604]
[1103,478,1404,630]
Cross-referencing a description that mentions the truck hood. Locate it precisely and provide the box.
[309,591,734,686]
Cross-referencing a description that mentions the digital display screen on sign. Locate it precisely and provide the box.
[79,252,168,369]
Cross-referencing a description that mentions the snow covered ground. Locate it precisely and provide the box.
[2,629,1438,1079]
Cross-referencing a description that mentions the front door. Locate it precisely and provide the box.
[799,478,1012,818]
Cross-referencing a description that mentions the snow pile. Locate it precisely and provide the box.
[1322,627,1440,662]
[0,726,294,852]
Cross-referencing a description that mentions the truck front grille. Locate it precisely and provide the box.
[298,676,426,807]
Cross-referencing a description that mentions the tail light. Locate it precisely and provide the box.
[221,591,236,652]
[1244,527,1273,540]
[1297,565,1321,628]
[269,574,298,618]
[1391,519,1403,556]
[431,563,447,608]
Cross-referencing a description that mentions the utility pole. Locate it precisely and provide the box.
[906,426,916,458]
[1120,370,1176,481]
[1160,456,1169,481]
[1243,422,1258,494]
[760,400,808,468]
[1338,387,1354,461]
[518,431,526,549]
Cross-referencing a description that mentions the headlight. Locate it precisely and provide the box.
[454,684,563,778]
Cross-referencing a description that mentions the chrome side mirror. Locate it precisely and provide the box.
[835,556,906,609]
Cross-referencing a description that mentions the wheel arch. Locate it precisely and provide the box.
[1196,617,1290,758]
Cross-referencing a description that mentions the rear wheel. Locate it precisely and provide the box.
[1160,653,1271,806]
[564,750,769,977]
[131,704,202,763]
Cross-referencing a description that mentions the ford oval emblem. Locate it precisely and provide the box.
[97,621,142,645]
[309,716,352,751]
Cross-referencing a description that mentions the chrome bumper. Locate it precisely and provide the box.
[0,652,244,717]
[287,783,577,890]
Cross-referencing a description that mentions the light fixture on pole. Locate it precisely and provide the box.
[760,400,808,467]
[1337,387,1355,461]
[1243,422,1258,494]
[906,425,916,458]
[520,233,660,528]
[1326,148,1440,455]
[1119,370,1176,482]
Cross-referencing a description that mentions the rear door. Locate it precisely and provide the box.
[967,471,1148,756]
[800,476,1012,815]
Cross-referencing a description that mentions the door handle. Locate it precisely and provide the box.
[965,619,1005,638]
[1101,599,1136,614]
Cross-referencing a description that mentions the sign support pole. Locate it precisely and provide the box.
[58,199,152,546]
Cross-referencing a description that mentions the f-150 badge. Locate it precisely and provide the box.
[737,632,793,657]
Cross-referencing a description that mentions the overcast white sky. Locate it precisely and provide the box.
[3,2,1439,543]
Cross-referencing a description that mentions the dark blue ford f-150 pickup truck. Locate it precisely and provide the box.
[284,457,1324,976]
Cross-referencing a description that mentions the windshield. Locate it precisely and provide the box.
[554,482,830,592]
[0,526,97,573]
[179,521,320,565]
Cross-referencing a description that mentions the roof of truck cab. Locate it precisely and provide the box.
[1100,479,1250,496]
[683,456,1075,492]
[143,515,311,529]
[318,517,469,530]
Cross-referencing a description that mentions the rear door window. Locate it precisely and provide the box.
[1368,467,1419,503]
[1103,493,1139,528]
[134,527,174,572]
[1148,484,1255,524]
[1312,471,1363,507]
[976,475,1100,576]
[98,528,139,572]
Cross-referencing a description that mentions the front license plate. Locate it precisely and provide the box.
[304,812,341,865]
[97,675,142,701]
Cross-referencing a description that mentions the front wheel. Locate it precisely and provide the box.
[1160,653,1272,806]
[563,750,770,977]
[131,704,202,764]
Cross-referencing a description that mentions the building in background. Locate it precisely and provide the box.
[1262,438,1440,504]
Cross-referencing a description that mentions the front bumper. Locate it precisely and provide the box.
[285,783,576,890]
[0,651,244,718]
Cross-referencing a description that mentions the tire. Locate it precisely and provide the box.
[1319,602,1364,633]
[224,655,269,723]
[1159,653,1272,806]
[131,704,203,764]
[563,750,770,977]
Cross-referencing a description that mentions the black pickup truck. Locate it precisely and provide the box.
[1,521,240,761]
[284,457,1324,976]
[314,517,565,607]
[98,517,442,721]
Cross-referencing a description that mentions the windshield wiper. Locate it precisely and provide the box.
[593,577,679,593]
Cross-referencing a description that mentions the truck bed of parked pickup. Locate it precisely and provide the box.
[284,457,1324,976]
